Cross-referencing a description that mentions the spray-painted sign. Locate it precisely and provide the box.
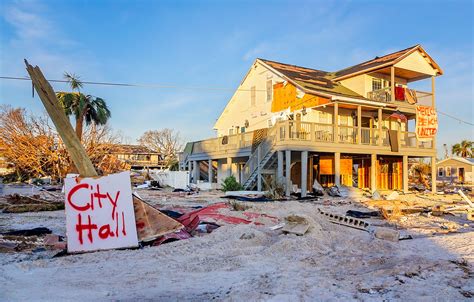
[416,105,438,141]
[64,171,138,253]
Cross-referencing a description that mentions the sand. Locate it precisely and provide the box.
[0,187,473,301]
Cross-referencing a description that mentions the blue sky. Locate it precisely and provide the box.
[0,0,472,157]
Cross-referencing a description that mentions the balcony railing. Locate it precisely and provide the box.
[367,87,433,105]
[274,120,433,150]
[367,87,391,103]
[191,131,254,154]
[190,120,434,155]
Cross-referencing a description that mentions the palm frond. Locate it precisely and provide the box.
[83,96,111,126]
[64,72,83,91]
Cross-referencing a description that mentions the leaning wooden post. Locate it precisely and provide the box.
[24,60,98,177]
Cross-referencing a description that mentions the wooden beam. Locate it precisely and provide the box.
[378,108,383,146]
[24,60,98,177]
[431,76,436,107]
[371,154,377,192]
[403,155,408,193]
[390,66,395,102]
[334,103,339,143]
[335,152,341,186]
[357,105,362,144]
[431,156,437,193]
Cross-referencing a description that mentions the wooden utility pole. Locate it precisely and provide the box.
[24,60,98,177]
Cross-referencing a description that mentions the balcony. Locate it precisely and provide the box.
[189,120,435,160]
[191,131,254,154]
[276,120,432,148]
[367,87,433,106]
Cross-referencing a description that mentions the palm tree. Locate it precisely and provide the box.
[451,140,473,158]
[56,73,111,141]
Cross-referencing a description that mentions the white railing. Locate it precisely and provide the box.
[361,127,376,145]
[190,120,434,158]
[367,87,391,102]
[367,87,433,105]
[314,123,334,142]
[192,131,253,154]
[339,125,357,144]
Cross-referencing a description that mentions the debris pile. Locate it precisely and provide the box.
[0,227,66,253]
[0,193,64,213]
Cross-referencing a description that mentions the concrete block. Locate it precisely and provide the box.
[373,227,399,242]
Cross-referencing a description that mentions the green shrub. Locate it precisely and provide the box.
[221,176,243,192]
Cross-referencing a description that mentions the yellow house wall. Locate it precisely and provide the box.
[340,73,410,98]
[339,75,367,96]
[395,51,437,76]
[213,62,285,136]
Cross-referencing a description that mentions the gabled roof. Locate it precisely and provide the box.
[334,44,443,80]
[437,157,474,166]
[258,58,365,99]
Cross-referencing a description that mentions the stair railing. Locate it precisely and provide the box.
[241,125,277,185]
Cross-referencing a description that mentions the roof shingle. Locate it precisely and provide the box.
[259,58,364,99]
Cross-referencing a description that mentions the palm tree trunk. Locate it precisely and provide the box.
[75,117,83,141]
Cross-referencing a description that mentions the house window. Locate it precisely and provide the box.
[438,167,444,177]
[250,86,256,106]
[267,119,273,127]
[266,80,273,102]
[228,128,234,135]
[372,78,382,91]
[446,166,451,177]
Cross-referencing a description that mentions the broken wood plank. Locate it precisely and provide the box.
[458,190,474,208]
[133,195,184,242]
[24,60,98,177]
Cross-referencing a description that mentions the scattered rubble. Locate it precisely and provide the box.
[281,215,310,236]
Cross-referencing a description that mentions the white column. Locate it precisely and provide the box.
[257,147,262,191]
[334,103,339,143]
[335,152,341,186]
[431,156,437,193]
[188,160,192,184]
[378,108,383,146]
[391,66,395,102]
[226,157,232,178]
[403,155,408,193]
[371,154,377,192]
[357,105,362,144]
[239,163,244,185]
[277,151,284,182]
[301,151,308,197]
[285,150,291,197]
[208,159,213,183]
[193,161,199,184]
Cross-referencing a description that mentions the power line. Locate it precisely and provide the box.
[0,76,268,92]
[1,75,473,126]
[437,110,474,126]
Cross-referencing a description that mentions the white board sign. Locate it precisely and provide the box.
[64,171,138,252]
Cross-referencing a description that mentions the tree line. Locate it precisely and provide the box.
[0,73,182,181]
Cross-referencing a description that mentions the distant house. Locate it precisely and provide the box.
[437,157,473,184]
[110,144,164,169]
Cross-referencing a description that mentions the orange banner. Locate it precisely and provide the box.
[271,82,329,112]
[416,105,438,141]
